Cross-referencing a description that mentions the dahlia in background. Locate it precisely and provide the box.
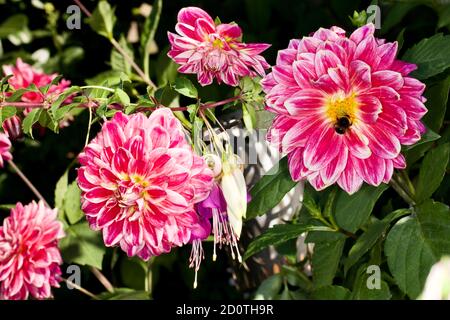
[1,58,72,137]
[262,23,427,194]
[168,6,270,86]
[0,132,12,168]
[0,201,64,300]
[3,58,70,103]
[77,109,214,261]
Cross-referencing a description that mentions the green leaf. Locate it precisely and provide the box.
[54,170,69,219]
[416,200,450,257]
[312,238,345,288]
[351,265,391,300]
[385,217,437,298]
[89,1,116,39]
[50,86,80,115]
[22,108,43,138]
[0,14,28,39]
[422,76,450,132]
[64,182,84,225]
[140,0,162,55]
[335,184,389,233]
[173,77,198,98]
[244,224,331,261]
[246,157,298,219]
[0,106,17,124]
[403,33,450,80]
[242,102,256,133]
[344,209,410,274]
[59,222,106,270]
[97,288,150,300]
[114,88,131,106]
[254,274,283,300]
[311,285,351,300]
[111,37,133,75]
[415,143,450,203]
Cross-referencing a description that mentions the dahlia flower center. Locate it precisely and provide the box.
[325,91,359,134]
[116,174,150,209]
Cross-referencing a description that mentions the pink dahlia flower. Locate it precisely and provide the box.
[77,109,214,260]
[262,24,427,194]
[0,132,12,168]
[3,58,71,103]
[0,201,64,300]
[168,6,270,86]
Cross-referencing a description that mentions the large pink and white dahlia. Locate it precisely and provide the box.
[0,201,64,300]
[168,6,270,86]
[262,24,427,194]
[0,132,12,168]
[77,109,214,260]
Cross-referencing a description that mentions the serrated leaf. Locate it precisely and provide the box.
[64,182,84,225]
[89,1,116,39]
[246,157,298,219]
[254,274,282,300]
[242,102,256,133]
[335,184,388,233]
[403,33,450,80]
[59,222,106,269]
[422,76,450,132]
[351,265,391,300]
[244,224,331,261]
[173,77,198,98]
[114,88,130,106]
[312,238,345,288]
[311,285,351,300]
[111,37,133,75]
[344,209,411,274]
[0,106,17,123]
[54,170,68,219]
[97,288,150,300]
[22,108,42,138]
[385,217,437,298]
[415,143,450,203]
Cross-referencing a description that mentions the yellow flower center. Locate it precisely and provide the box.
[325,91,359,134]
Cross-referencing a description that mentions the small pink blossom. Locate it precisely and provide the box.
[168,7,270,86]
[77,109,214,260]
[0,201,64,300]
[262,24,427,194]
[0,132,12,168]
[3,58,71,103]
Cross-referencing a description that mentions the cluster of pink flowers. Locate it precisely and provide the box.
[0,201,64,300]
[168,7,270,86]
[0,133,12,168]
[2,58,71,139]
[77,109,214,260]
[262,23,427,194]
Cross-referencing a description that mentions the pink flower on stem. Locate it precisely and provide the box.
[168,7,271,86]
[77,109,214,261]
[0,201,65,300]
[262,24,427,194]
[0,132,12,168]
[3,58,71,103]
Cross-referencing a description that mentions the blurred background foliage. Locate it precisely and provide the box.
[0,0,449,300]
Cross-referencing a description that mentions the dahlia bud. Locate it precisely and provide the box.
[2,115,23,140]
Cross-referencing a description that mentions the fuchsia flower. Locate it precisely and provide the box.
[77,109,214,260]
[262,24,427,194]
[0,133,12,168]
[0,201,64,300]
[3,58,70,103]
[168,7,270,86]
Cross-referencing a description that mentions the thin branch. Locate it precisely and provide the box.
[73,0,91,17]
[62,278,99,300]
[89,267,114,293]
[8,160,50,208]
[390,178,416,206]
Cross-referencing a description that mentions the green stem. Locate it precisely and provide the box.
[390,177,416,206]
[62,278,99,300]
[80,85,115,93]
[145,258,154,297]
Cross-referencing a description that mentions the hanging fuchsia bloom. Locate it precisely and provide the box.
[168,6,270,86]
[262,23,427,194]
[77,109,214,260]
[0,201,64,300]
[0,133,12,168]
[3,58,70,103]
